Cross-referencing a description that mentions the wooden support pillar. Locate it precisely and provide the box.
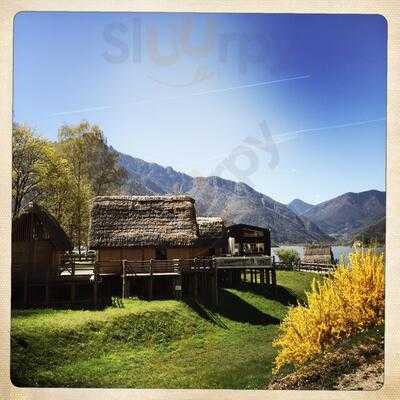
[149,259,154,300]
[71,282,76,303]
[45,268,50,306]
[271,267,277,293]
[193,258,198,299]
[175,273,182,299]
[23,268,29,306]
[122,259,126,300]
[213,262,219,306]
[93,264,98,307]
[194,272,198,299]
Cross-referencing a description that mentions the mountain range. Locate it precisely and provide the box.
[116,150,385,245]
[300,190,386,241]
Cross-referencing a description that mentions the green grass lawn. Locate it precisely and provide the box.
[11,271,322,389]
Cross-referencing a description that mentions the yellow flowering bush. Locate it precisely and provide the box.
[273,248,384,373]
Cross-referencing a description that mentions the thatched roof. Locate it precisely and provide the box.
[12,203,73,250]
[196,217,227,247]
[303,245,334,264]
[89,195,199,248]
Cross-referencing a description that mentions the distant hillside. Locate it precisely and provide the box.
[118,151,385,244]
[301,190,386,241]
[118,152,333,244]
[186,176,333,244]
[288,199,314,216]
[352,218,386,245]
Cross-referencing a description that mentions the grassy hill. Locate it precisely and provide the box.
[11,271,320,389]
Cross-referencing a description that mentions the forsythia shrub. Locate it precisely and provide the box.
[272,248,384,373]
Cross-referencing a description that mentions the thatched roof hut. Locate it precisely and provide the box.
[196,217,226,242]
[303,245,334,264]
[88,195,199,249]
[12,202,72,251]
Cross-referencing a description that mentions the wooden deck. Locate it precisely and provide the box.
[12,256,277,308]
[91,256,276,306]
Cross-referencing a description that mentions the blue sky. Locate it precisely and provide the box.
[13,12,387,204]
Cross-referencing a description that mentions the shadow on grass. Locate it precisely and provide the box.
[215,289,280,325]
[234,282,301,306]
[184,298,229,329]
[185,289,280,327]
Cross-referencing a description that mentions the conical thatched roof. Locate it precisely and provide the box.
[89,195,199,249]
[303,244,334,264]
[12,203,73,250]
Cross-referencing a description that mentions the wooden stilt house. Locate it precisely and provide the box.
[89,195,229,263]
[12,203,73,281]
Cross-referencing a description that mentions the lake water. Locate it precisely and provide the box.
[271,245,384,264]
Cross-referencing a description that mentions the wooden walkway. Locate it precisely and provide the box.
[92,256,276,306]
[13,256,277,308]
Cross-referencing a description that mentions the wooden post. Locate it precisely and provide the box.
[126,278,130,299]
[122,259,126,300]
[193,258,198,299]
[23,268,29,306]
[272,267,277,295]
[45,268,50,306]
[93,264,98,307]
[213,259,219,306]
[149,259,153,300]
[71,282,76,303]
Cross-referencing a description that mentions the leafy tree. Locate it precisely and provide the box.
[12,124,48,217]
[276,248,301,270]
[13,120,127,251]
[57,121,127,250]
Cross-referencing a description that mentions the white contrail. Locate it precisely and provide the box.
[198,117,386,163]
[50,74,311,117]
[273,117,386,144]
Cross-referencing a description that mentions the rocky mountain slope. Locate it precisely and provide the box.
[300,190,386,240]
[118,152,333,244]
[288,199,314,216]
[352,217,386,245]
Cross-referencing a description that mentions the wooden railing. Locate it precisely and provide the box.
[95,256,273,276]
[214,255,271,268]
[296,262,336,274]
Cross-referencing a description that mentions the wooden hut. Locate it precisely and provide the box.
[227,224,271,256]
[12,203,73,281]
[88,195,223,262]
[195,217,228,257]
[303,245,334,265]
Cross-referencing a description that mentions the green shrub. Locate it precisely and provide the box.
[276,249,300,270]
